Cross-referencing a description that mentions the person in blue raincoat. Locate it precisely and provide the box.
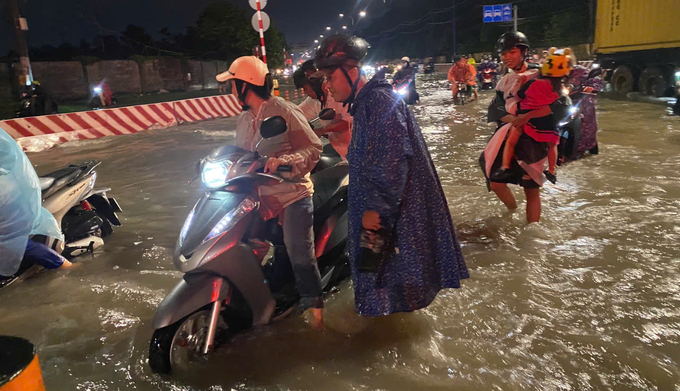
[313,35,469,316]
[0,128,71,281]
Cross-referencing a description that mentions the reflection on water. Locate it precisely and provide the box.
[1,74,679,390]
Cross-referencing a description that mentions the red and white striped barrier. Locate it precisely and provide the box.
[1,95,242,152]
[173,95,242,124]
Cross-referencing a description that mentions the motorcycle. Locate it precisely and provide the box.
[1,161,122,289]
[16,84,58,118]
[481,68,497,90]
[424,62,435,74]
[556,67,603,161]
[88,85,118,109]
[393,75,419,105]
[39,161,122,257]
[148,111,350,374]
[454,82,469,105]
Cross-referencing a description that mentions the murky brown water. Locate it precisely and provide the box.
[1,74,680,390]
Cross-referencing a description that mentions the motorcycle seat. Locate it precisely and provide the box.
[39,177,54,190]
[312,143,343,174]
[311,163,348,212]
[40,167,82,198]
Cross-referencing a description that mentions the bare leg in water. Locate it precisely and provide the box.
[524,187,541,223]
[490,181,542,223]
[490,182,517,210]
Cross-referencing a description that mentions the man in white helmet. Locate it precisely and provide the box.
[217,56,324,329]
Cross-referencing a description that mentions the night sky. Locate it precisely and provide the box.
[1,0,388,56]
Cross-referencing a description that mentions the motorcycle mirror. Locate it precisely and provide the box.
[588,67,603,79]
[318,108,336,121]
[260,116,287,139]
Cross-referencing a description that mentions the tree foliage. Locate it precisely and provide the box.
[9,1,288,69]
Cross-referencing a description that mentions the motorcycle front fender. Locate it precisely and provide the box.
[151,273,230,330]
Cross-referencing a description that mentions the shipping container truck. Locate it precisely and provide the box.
[594,0,680,97]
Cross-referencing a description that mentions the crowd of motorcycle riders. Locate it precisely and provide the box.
[0,30,624,333]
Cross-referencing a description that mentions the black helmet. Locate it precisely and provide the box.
[293,60,317,89]
[314,34,370,70]
[495,31,530,54]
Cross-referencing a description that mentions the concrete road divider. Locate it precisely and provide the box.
[0,95,242,152]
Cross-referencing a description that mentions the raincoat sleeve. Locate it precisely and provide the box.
[447,66,456,83]
[0,129,63,276]
[278,108,322,177]
[360,96,414,229]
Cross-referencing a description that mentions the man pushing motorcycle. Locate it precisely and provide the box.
[216,56,325,329]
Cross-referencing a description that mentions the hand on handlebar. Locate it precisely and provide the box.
[265,157,286,174]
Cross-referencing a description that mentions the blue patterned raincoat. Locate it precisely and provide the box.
[347,78,469,317]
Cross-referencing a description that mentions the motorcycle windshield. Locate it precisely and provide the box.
[179,191,248,257]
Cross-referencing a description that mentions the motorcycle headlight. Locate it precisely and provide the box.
[201,160,232,189]
[398,87,407,95]
[569,107,579,115]
[94,87,102,93]
[204,198,258,243]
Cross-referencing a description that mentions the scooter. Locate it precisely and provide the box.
[16,84,58,118]
[393,76,419,105]
[149,112,350,374]
[454,82,469,105]
[39,161,122,257]
[0,161,122,289]
[481,68,497,90]
[556,68,603,161]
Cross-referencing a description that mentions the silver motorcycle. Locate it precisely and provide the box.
[149,110,349,374]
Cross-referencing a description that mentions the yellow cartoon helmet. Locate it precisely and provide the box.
[541,47,575,78]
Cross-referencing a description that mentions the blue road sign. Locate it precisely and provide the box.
[483,5,493,23]
[502,4,513,21]
[493,5,503,22]
[484,4,513,23]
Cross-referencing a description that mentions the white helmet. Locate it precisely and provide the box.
[216,56,269,86]
[401,56,410,63]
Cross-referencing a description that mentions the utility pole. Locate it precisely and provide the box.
[452,0,457,56]
[513,5,518,32]
[10,0,33,86]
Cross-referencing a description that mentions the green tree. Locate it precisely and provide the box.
[194,2,287,69]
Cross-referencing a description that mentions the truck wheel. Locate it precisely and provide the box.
[611,65,636,95]
[639,66,672,97]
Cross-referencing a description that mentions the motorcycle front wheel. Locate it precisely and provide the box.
[149,309,222,374]
[149,299,252,374]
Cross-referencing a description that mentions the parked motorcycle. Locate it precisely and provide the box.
[39,161,122,257]
[1,161,122,288]
[148,113,350,374]
[16,83,58,118]
[481,68,497,90]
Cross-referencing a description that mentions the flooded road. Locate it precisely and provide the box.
[1,74,679,390]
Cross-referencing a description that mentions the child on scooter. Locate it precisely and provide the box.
[493,47,575,184]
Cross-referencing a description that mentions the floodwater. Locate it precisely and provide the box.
[1,74,680,390]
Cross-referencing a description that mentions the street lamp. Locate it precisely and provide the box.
[326,26,331,30]
[314,40,318,43]
[320,34,324,38]
[342,25,347,30]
